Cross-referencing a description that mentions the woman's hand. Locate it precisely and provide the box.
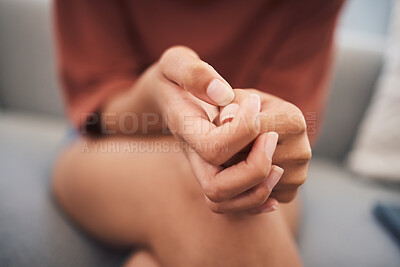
[148,46,283,214]
[220,89,312,203]
[150,46,268,163]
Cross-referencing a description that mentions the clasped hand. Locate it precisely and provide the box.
[148,46,311,214]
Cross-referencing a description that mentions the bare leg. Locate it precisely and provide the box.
[280,197,301,237]
[124,250,160,267]
[52,135,301,266]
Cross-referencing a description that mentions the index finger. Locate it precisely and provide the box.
[179,93,262,166]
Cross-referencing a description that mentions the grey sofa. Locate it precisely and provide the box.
[1,1,399,266]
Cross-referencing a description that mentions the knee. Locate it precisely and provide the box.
[124,250,160,267]
[50,144,78,208]
[159,212,302,267]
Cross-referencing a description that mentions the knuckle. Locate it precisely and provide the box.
[273,189,298,203]
[237,109,261,137]
[287,102,303,116]
[160,46,197,68]
[278,174,307,190]
[260,164,270,179]
[206,199,224,214]
[252,187,269,206]
[203,182,224,203]
[252,159,270,178]
[186,62,208,87]
[290,115,307,135]
[160,46,177,64]
[161,45,188,59]
[248,123,260,137]
[274,142,311,166]
[299,173,307,185]
[265,156,272,167]
[202,150,225,166]
[285,103,307,135]
[187,61,207,76]
[284,176,307,188]
[296,147,312,164]
[244,116,261,137]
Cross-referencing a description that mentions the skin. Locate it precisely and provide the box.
[52,46,311,266]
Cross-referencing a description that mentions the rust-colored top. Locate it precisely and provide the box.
[54,0,344,143]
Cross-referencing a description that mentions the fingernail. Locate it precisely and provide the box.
[220,103,239,124]
[206,79,235,106]
[261,204,279,213]
[266,166,284,192]
[265,132,279,159]
[249,94,261,113]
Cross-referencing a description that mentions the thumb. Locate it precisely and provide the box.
[159,46,235,106]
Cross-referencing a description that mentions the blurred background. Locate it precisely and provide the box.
[0,0,399,266]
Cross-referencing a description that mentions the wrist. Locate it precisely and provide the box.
[99,65,164,136]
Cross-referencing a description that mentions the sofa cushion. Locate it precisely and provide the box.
[300,157,400,267]
[0,0,63,116]
[0,113,128,267]
[347,1,400,182]
[313,34,384,161]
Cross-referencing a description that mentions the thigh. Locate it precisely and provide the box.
[53,135,301,266]
[148,179,301,266]
[53,135,195,245]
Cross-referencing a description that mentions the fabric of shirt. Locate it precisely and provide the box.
[54,0,345,143]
